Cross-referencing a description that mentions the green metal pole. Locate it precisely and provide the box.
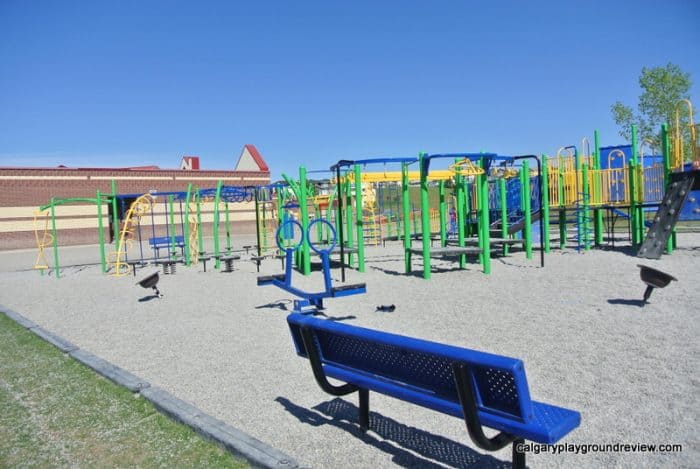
[299,166,311,275]
[582,163,591,250]
[634,125,646,244]
[96,190,107,273]
[402,163,412,273]
[213,180,223,269]
[629,125,640,245]
[50,198,60,278]
[183,184,192,266]
[353,164,365,273]
[419,153,431,279]
[196,190,204,255]
[522,162,532,260]
[593,130,604,246]
[439,180,446,247]
[499,177,508,256]
[661,123,676,252]
[541,155,551,253]
[478,158,491,273]
[111,179,119,246]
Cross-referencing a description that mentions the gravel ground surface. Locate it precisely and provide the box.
[1,234,698,468]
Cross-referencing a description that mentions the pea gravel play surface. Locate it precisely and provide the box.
[1,235,698,468]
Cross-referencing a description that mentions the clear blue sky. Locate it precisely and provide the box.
[1,0,698,180]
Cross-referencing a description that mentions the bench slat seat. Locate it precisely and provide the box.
[287,313,580,467]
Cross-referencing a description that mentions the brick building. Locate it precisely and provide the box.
[0,145,270,250]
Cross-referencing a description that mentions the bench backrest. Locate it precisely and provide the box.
[287,313,534,423]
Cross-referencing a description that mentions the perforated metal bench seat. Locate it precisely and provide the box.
[287,313,580,467]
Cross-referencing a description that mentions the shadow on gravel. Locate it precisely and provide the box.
[138,294,160,302]
[607,298,646,307]
[370,265,480,278]
[276,396,510,468]
[255,300,291,311]
[494,258,542,269]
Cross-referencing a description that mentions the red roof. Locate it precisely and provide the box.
[244,144,269,172]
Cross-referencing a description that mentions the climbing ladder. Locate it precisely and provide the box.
[109,194,155,276]
[573,192,592,252]
[638,170,698,259]
[362,205,381,245]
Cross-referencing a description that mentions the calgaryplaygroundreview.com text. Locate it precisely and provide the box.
[516,442,684,455]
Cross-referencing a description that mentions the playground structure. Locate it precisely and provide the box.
[279,155,542,280]
[33,184,116,278]
[32,179,283,277]
[274,110,698,280]
[32,100,699,280]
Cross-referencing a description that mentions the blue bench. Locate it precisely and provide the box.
[287,313,580,468]
[148,235,185,258]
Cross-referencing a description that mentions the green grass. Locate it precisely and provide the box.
[0,313,248,468]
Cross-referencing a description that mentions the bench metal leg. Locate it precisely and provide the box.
[513,439,526,469]
[299,327,358,397]
[452,363,517,452]
[358,388,370,432]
